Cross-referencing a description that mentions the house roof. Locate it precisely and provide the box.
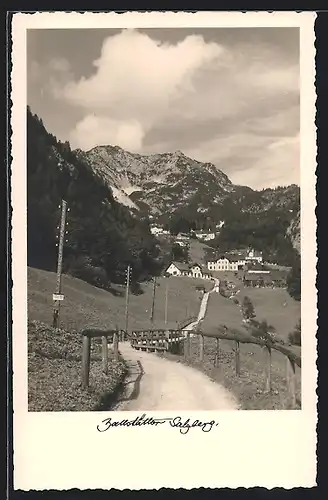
[190,262,202,268]
[168,261,190,272]
[244,270,288,282]
[207,254,242,263]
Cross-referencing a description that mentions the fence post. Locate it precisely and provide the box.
[165,330,170,351]
[214,337,219,367]
[263,346,271,392]
[113,330,119,361]
[184,332,190,360]
[102,336,108,374]
[82,335,91,388]
[199,334,204,363]
[286,356,296,409]
[235,341,240,376]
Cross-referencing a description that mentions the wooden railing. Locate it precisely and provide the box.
[130,329,186,352]
[184,325,301,409]
[80,328,125,388]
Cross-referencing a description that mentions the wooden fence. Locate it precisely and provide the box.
[80,328,125,389]
[184,326,301,409]
[130,329,186,353]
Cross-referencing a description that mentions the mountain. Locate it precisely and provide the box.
[76,146,234,218]
[27,107,162,289]
[27,106,301,286]
[77,145,300,257]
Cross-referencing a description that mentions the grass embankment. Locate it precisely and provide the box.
[161,278,301,410]
[28,267,212,411]
[28,267,211,332]
[28,320,127,411]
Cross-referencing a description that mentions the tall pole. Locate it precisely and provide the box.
[150,276,156,325]
[164,281,168,325]
[124,265,131,340]
[53,199,67,328]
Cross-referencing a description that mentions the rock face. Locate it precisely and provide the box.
[75,144,301,249]
[287,210,301,254]
[76,146,234,215]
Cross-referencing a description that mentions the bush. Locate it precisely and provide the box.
[66,255,110,290]
[288,319,301,346]
[241,296,256,321]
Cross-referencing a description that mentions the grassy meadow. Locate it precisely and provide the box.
[180,274,302,410]
[28,267,212,332]
[27,266,213,411]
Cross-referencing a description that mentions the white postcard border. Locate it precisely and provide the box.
[11,11,317,490]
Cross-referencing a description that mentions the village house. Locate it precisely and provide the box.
[243,269,288,288]
[165,261,213,280]
[206,248,263,272]
[245,249,263,263]
[150,225,164,235]
[207,254,245,272]
[246,262,268,273]
[195,230,216,241]
[175,233,190,247]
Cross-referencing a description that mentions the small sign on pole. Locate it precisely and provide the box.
[53,294,65,301]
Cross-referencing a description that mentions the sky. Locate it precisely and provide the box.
[27,27,300,189]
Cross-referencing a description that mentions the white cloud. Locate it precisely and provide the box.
[58,29,225,150]
[36,29,300,188]
[70,115,144,151]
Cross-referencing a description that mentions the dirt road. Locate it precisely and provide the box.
[113,343,239,411]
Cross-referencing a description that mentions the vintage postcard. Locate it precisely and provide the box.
[11,11,317,490]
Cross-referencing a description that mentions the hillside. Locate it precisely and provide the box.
[286,209,301,254]
[27,106,301,279]
[27,107,161,288]
[79,145,300,229]
[28,267,212,332]
[77,146,234,218]
[77,144,300,263]
[28,320,126,411]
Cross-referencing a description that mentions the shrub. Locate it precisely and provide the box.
[288,319,301,346]
[241,296,256,321]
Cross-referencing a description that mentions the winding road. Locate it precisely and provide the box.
[112,278,238,411]
[112,342,238,411]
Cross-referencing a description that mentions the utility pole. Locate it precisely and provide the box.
[164,280,169,325]
[124,265,131,340]
[150,276,157,325]
[53,199,68,328]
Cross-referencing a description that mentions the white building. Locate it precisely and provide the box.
[207,254,246,272]
[207,248,263,271]
[150,225,164,235]
[165,262,212,280]
[207,256,238,272]
[195,231,216,241]
[246,249,263,263]
[165,262,189,276]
